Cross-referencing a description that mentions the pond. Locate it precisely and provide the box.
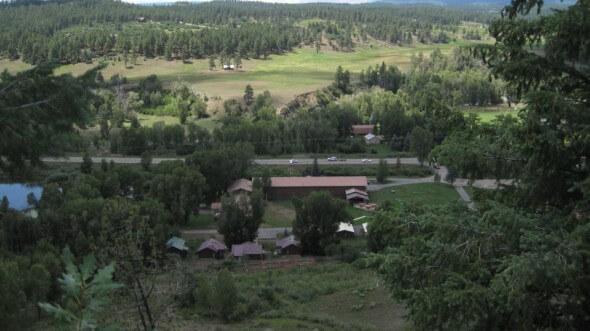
[0,184,43,211]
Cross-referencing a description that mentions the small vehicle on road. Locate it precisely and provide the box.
[289,159,298,164]
[362,159,372,163]
[327,156,337,161]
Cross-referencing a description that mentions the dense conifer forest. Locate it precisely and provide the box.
[0,0,495,64]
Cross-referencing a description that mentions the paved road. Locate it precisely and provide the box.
[41,156,422,166]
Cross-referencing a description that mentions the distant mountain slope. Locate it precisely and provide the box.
[374,0,572,5]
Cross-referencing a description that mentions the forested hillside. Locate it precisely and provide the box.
[0,0,494,64]
[1,0,587,330]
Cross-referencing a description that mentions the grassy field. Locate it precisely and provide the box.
[263,200,296,228]
[191,262,406,330]
[2,40,478,108]
[371,182,461,206]
[461,105,520,123]
[184,213,217,230]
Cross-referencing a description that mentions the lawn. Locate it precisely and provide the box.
[461,105,520,123]
[2,40,479,108]
[262,200,295,228]
[184,213,216,230]
[370,182,461,207]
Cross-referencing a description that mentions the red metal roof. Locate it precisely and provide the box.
[351,125,374,135]
[270,176,367,188]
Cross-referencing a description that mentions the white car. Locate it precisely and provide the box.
[362,159,372,163]
[289,159,298,164]
[327,156,337,161]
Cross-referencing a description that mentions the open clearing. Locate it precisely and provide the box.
[371,182,461,206]
[1,40,477,108]
[461,104,521,123]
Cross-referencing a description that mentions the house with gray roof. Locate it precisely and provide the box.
[197,239,226,259]
[231,242,264,260]
[166,236,189,257]
[276,235,301,255]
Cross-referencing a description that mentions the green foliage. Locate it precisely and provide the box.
[0,195,8,212]
[367,201,590,329]
[80,153,93,174]
[217,193,263,247]
[410,126,433,166]
[293,191,350,255]
[186,142,254,202]
[376,158,388,183]
[140,151,151,171]
[39,246,123,331]
[311,158,321,176]
[0,261,27,330]
[150,162,204,225]
[213,269,239,321]
[0,65,99,176]
[243,84,254,107]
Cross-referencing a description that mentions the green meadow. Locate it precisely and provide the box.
[1,40,478,108]
[461,105,520,123]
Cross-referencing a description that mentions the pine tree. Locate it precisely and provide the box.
[377,158,388,183]
[243,84,254,106]
[208,56,216,70]
[311,157,320,176]
[81,153,93,174]
[140,151,152,171]
[0,196,8,213]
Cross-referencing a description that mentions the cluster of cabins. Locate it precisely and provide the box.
[166,236,302,260]
[171,128,381,260]
[168,223,368,260]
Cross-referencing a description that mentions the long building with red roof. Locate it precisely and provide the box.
[268,176,367,200]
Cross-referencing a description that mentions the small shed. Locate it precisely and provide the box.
[231,242,264,260]
[166,236,188,257]
[197,239,226,259]
[346,188,369,204]
[276,235,301,255]
[223,64,235,71]
[364,133,383,145]
[337,222,356,238]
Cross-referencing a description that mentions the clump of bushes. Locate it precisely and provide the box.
[325,244,362,263]
[193,269,247,321]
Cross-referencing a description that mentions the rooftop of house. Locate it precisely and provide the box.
[231,242,263,257]
[351,124,374,135]
[337,222,355,233]
[276,235,300,248]
[228,178,253,193]
[198,239,226,252]
[270,176,367,188]
[364,133,383,140]
[166,236,188,251]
